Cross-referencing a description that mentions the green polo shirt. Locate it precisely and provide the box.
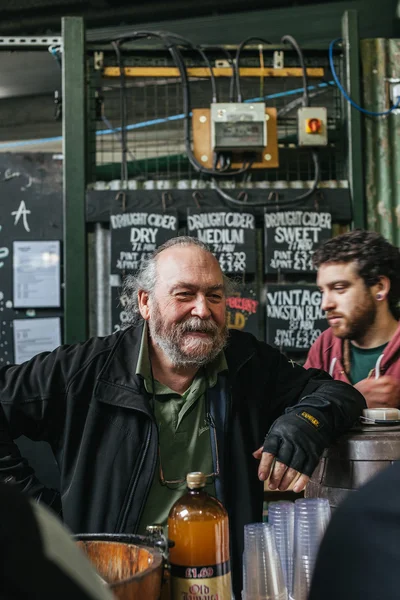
[137,324,227,534]
[349,342,388,384]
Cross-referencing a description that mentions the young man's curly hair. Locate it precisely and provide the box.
[313,230,400,319]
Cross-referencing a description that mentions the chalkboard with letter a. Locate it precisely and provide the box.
[264,210,332,274]
[266,284,329,352]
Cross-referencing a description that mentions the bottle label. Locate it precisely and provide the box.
[170,560,232,600]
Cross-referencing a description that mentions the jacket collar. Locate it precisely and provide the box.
[224,328,256,375]
[375,321,400,369]
[95,323,256,406]
[94,324,150,411]
[98,323,145,392]
[324,321,400,373]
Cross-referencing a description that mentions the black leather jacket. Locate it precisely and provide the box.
[0,324,364,596]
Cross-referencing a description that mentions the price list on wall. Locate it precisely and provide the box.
[226,284,261,338]
[266,284,329,352]
[264,210,332,273]
[187,208,256,274]
[110,209,178,274]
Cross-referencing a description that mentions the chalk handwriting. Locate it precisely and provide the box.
[0,247,9,268]
[3,169,20,181]
[187,211,255,274]
[265,211,332,273]
[111,213,177,230]
[11,201,31,232]
[267,286,327,350]
[21,175,33,191]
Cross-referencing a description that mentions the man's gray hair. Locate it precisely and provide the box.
[121,236,236,325]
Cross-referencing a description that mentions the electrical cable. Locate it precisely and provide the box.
[101,114,142,173]
[0,82,338,151]
[214,47,235,102]
[113,30,251,176]
[234,36,271,103]
[277,85,334,117]
[112,41,129,185]
[277,34,321,204]
[212,149,320,207]
[258,44,265,100]
[48,44,62,66]
[281,34,309,107]
[115,30,218,103]
[196,46,218,103]
[329,38,400,116]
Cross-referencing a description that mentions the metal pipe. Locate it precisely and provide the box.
[93,223,111,337]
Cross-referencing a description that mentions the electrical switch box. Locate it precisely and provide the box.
[210,102,267,152]
[297,106,328,146]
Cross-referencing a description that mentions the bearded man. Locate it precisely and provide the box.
[305,229,400,408]
[0,236,364,598]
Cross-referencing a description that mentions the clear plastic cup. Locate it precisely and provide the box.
[292,499,331,600]
[268,501,295,596]
[243,523,288,600]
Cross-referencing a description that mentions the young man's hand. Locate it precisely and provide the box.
[354,376,400,409]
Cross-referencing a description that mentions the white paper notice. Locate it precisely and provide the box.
[13,241,61,308]
[13,318,61,364]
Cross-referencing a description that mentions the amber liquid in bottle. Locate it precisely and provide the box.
[168,472,232,600]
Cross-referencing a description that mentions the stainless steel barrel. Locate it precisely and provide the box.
[305,424,400,508]
[75,534,164,600]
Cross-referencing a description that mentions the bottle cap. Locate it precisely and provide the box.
[146,524,164,535]
[186,472,207,489]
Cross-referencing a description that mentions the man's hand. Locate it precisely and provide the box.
[354,376,400,409]
[253,447,309,493]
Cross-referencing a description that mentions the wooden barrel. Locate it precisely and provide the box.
[75,534,163,600]
[305,424,400,508]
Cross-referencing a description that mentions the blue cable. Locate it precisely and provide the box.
[329,38,400,116]
[0,81,335,149]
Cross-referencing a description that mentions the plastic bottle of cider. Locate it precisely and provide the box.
[168,472,233,600]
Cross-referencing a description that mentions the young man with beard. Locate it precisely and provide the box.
[305,230,400,408]
[0,236,364,598]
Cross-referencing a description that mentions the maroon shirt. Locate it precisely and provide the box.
[305,323,400,384]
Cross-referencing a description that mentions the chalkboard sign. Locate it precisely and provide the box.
[266,284,328,352]
[0,153,63,366]
[187,208,256,274]
[264,210,332,273]
[226,284,261,339]
[110,209,178,274]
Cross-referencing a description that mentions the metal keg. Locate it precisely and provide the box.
[75,533,165,600]
[305,423,400,508]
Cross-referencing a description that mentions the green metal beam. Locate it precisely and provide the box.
[62,16,88,343]
[342,9,366,229]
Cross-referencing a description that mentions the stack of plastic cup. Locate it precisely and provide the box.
[292,498,331,600]
[268,501,295,598]
[242,522,288,600]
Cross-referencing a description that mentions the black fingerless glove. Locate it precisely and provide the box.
[263,407,333,477]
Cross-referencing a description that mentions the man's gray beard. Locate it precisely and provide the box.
[148,312,228,368]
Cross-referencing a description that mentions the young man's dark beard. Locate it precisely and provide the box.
[338,294,377,343]
[149,311,228,367]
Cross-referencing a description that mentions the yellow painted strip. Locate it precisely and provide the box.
[103,66,324,78]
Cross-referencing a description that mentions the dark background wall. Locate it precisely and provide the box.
[0,0,396,43]
[0,0,396,148]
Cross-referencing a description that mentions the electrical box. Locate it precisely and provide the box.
[192,107,279,169]
[210,102,267,152]
[297,106,328,146]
